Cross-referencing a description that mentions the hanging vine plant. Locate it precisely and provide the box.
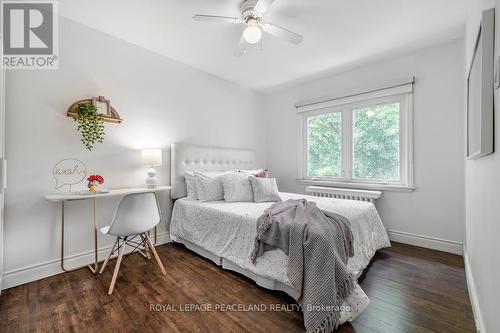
[73,103,105,151]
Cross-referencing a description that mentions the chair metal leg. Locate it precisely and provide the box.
[108,237,125,295]
[99,237,119,274]
[145,233,166,275]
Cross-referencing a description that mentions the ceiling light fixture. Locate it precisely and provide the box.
[193,0,303,57]
[243,19,262,44]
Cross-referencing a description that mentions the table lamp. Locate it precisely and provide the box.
[141,148,162,188]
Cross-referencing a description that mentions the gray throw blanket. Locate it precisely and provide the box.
[251,199,355,333]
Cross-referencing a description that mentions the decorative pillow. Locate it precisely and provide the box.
[220,173,254,202]
[184,171,199,200]
[249,176,281,203]
[194,171,233,202]
[236,168,269,178]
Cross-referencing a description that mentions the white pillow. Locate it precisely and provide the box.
[184,171,199,200]
[220,173,254,202]
[194,171,233,202]
[249,177,281,203]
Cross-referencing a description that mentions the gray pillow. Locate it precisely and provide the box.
[220,173,254,202]
[194,171,233,202]
[249,176,281,203]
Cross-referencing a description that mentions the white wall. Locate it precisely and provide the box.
[2,18,266,289]
[464,1,500,332]
[263,40,465,254]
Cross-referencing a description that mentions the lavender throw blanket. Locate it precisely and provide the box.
[251,199,355,333]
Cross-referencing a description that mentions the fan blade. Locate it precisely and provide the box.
[193,14,243,24]
[262,23,303,45]
[234,35,247,57]
[254,0,277,14]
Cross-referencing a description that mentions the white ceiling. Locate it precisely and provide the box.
[61,0,466,92]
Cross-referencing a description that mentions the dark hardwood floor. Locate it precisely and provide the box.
[0,242,475,333]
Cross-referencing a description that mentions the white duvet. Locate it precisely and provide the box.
[170,192,391,323]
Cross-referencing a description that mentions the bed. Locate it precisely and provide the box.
[169,143,391,326]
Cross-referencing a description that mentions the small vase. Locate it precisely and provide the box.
[88,181,99,192]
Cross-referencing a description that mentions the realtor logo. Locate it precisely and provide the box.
[1,1,58,69]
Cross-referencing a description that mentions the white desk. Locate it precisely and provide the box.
[45,186,171,274]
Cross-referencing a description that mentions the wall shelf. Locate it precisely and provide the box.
[67,98,122,123]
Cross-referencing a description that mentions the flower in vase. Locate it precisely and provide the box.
[87,174,104,192]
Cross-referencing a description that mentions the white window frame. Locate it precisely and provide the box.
[297,83,415,192]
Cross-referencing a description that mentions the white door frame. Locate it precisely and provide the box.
[0,43,5,293]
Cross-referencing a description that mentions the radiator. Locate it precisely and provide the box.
[306,186,382,204]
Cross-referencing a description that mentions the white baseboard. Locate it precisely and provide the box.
[388,229,463,255]
[463,247,485,333]
[1,232,171,290]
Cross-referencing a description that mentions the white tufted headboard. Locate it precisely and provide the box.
[170,143,256,199]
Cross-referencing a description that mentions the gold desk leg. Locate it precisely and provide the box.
[154,225,157,245]
[87,198,98,274]
[60,199,100,274]
[60,201,69,272]
[147,225,158,246]
[143,225,157,259]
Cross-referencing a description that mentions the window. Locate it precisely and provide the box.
[307,111,342,178]
[352,102,400,181]
[298,83,414,190]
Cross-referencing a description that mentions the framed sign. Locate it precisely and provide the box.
[53,158,87,191]
[92,96,111,116]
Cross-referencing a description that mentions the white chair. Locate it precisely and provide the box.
[99,191,166,295]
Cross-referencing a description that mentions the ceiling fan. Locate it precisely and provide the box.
[193,0,303,57]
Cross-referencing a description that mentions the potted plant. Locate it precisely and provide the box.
[74,103,105,151]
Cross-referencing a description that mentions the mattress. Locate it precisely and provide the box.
[170,192,391,322]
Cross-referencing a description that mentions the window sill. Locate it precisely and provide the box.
[296,179,416,193]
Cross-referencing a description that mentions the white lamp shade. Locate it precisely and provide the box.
[141,148,162,166]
